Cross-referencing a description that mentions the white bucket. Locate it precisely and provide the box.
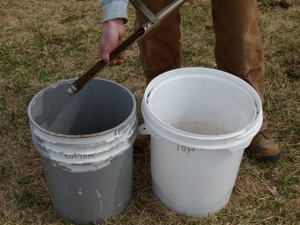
[28,78,137,224]
[140,67,263,217]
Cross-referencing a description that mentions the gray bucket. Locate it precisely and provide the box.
[28,78,137,224]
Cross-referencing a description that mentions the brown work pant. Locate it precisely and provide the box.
[134,0,267,130]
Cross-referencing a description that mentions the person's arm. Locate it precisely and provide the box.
[99,18,126,65]
[99,0,196,66]
[99,0,128,65]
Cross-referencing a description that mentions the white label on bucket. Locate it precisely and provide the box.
[177,144,202,153]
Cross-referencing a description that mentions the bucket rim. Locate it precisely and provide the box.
[142,67,262,144]
[28,78,137,138]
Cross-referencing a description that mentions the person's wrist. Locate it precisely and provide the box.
[105,18,125,26]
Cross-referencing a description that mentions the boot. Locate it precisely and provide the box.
[246,130,281,162]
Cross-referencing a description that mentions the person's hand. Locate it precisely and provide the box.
[99,18,127,66]
[188,0,196,4]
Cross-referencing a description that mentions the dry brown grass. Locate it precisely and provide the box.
[0,0,299,224]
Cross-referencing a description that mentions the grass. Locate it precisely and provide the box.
[0,0,299,224]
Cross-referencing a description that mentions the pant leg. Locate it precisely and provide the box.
[134,0,182,85]
[211,0,267,130]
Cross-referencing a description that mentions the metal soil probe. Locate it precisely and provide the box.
[67,0,187,95]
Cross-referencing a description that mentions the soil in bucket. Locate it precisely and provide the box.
[140,67,263,217]
[28,78,137,224]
